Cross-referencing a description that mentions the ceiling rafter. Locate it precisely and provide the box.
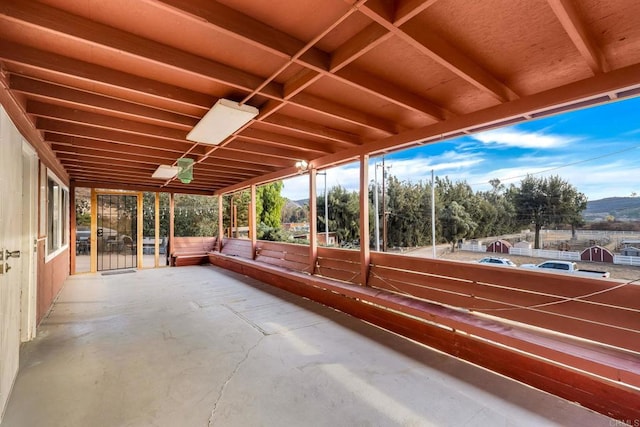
[28,102,190,142]
[152,0,446,122]
[261,115,363,146]
[547,0,609,74]
[71,180,215,195]
[11,75,198,129]
[354,1,519,102]
[238,128,336,156]
[0,0,283,98]
[47,134,186,162]
[0,40,214,112]
[291,93,398,135]
[226,139,321,161]
[151,0,330,70]
[37,120,200,154]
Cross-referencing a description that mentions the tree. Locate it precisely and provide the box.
[256,181,286,228]
[438,201,477,252]
[511,175,587,248]
[322,185,360,245]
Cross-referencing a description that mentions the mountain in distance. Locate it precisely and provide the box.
[584,196,640,221]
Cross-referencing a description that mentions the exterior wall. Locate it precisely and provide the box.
[36,240,69,324]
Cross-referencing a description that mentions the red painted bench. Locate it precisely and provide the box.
[208,242,640,422]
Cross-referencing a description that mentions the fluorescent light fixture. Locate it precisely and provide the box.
[187,98,258,145]
[152,165,179,179]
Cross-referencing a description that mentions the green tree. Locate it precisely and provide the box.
[256,181,286,228]
[322,185,360,245]
[511,175,586,248]
[438,201,477,252]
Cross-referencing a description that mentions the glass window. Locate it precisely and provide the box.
[47,173,69,255]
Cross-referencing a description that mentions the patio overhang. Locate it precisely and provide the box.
[1,0,640,193]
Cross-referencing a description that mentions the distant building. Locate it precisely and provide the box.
[621,246,640,257]
[486,239,511,254]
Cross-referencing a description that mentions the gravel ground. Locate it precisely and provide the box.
[403,245,640,282]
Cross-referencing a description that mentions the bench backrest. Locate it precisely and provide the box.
[368,252,640,353]
[171,236,217,254]
[221,238,253,259]
[315,247,361,284]
[255,241,310,273]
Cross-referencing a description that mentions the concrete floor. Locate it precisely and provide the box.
[2,266,614,427]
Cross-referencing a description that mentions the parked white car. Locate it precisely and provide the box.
[520,260,610,278]
[477,257,516,267]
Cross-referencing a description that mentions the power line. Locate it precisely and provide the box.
[470,144,640,186]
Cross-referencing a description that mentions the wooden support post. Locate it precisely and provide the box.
[154,192,159,268]
[69,182,76,274]
[309,168,318,274]
[169,192,175,266]
[137,192,143,269]
[217,195,223,251]
[359,154,370,286]
[90,188,97,273]
[250,185,257,259]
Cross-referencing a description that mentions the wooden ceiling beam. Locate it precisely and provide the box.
[0,40,214,112]
[152,0,330,70]
[47,134,184,161]
[11,74,198,129]
[261,114,362,146]
[28,101,190,142]
[52,145,184,166]
[152,0,445,125]
[225,139,314,161]
[547,0,609,74]
[393,0,440,25]
[72,179,215,196]
[333,67,450,120]
[355,3,518,102]
[213,148,295,168]
[0,0,283,98]
[291,93,398,135]
[239,128,335,155]
[330,23,391,71]
[39,121,200,154]
[62,158,249,181]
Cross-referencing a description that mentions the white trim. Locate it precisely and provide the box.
[44,169,69,263]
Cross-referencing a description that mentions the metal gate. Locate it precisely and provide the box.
[96,194,138,271]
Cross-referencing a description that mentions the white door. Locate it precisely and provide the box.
[0,106,24,420]
[21,143,38,342]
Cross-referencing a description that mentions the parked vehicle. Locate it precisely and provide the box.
[478,257,516,267]
[520,260,610,278]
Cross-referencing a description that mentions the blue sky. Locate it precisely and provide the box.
[282,96,640,201]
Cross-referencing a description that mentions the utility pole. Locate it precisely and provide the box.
[432,169,436,258]
[374,162,381,251]
[316,171,329,246]
[324,172,328,246]
[382,156,387,252]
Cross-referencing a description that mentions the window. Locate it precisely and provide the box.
[47,173,69,256]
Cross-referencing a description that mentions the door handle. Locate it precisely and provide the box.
[5,250,20,259]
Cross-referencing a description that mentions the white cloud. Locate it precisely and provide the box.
[472,128,575,149]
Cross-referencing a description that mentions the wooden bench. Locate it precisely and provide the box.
[208,244,640,422]
[170,236,217,266]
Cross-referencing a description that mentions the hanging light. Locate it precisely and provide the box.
[177,158,194,184]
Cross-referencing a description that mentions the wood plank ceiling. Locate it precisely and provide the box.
[1,0,639,195]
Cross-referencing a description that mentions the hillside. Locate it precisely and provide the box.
[584,197,640,221]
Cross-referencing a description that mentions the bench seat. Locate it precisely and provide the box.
[208,249,640,422]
